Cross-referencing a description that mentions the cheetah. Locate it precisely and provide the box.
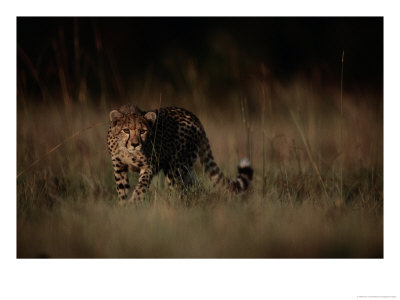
[107,105,253,205]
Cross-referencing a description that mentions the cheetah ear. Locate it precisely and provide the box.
[109,110,123,135]
[109,110,123,124]
[144,111,157,125]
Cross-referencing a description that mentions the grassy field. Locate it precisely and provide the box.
[17,76,383,258]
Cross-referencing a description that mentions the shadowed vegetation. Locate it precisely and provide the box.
[17,18,382,258]
[17,74,383,258]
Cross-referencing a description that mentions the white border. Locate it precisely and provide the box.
[2,1,399,299]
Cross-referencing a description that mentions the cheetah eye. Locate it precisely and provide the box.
[122,129,130,134]
[140,129,147,135]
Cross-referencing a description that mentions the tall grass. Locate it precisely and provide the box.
[16,19,384,258]
[16,21,382,258]
[17,71,383,257]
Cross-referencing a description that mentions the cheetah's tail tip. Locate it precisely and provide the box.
[238,157,253,181]
[238,157,251,168]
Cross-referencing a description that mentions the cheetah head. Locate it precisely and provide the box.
[109,105,157,153]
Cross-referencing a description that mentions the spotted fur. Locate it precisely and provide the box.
[107,105,253,205]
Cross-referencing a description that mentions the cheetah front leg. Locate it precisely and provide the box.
[112,161,130,206]
[129,168,154,205]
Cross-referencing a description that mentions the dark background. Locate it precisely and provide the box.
[17,17,383,103]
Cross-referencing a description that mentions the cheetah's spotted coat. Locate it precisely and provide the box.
[107,105,253,204]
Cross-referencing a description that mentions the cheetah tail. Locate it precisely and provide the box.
[199,138,253,193]
[235,157,254,192]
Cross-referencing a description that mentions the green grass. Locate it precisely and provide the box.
[17,77,383,258]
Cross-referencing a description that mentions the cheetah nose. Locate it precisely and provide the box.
[131,142,140,148]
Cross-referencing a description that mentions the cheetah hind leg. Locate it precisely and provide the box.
[166,168,195,200]
[166,169,193,188]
